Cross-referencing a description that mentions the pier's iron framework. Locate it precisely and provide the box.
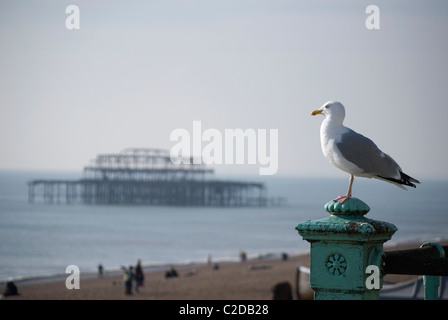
[28,148,268,206]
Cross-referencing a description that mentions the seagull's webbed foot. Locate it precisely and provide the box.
[334,194,351,204]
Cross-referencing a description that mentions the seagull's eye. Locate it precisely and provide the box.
[325,105,329,109]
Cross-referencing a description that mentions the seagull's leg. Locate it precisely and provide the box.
[335,175,354,203]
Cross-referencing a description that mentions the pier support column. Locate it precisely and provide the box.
[28,182,34,203]
[295,198,397,300]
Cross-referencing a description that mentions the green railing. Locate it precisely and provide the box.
[296,198,448,300]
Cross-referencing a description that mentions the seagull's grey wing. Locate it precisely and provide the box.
[336,129,401,179]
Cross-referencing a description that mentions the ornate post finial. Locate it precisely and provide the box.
[296,197,397,300]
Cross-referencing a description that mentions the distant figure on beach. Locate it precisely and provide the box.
[3,281,19,297]
[165,265,178,278]
[207,255,220,270]
[122,265,134,295]
[98,263,104,278]
[134,259,144,293]
[239,251,247,262]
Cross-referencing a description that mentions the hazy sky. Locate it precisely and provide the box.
[1,1,447,180]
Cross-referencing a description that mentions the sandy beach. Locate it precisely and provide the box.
[2,239,446,300]
[0,254,310,300]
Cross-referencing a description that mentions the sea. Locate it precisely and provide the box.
[0,170,447,283]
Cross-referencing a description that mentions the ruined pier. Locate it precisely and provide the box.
[28,148,269,207]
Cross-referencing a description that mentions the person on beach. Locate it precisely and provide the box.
[122,265,134,295]
[239,251,247,262]
[134,259,144,293]
[98,263,104,278]
[3,281,19,297]
[165,265,178,278]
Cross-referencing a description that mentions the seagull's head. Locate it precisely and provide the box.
[311,101,345,122]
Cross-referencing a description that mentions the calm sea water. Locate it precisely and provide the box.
[0,170,447,282]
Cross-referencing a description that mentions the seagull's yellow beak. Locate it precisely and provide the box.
[311,109,323,116]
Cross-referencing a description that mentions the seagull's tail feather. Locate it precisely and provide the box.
[378,172,420,189]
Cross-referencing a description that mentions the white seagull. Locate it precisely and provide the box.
[311,101,420,203]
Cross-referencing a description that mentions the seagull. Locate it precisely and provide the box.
[311,101,420,203]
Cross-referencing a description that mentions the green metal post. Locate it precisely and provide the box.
[420,242,445,300]
[296,198,397,300]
